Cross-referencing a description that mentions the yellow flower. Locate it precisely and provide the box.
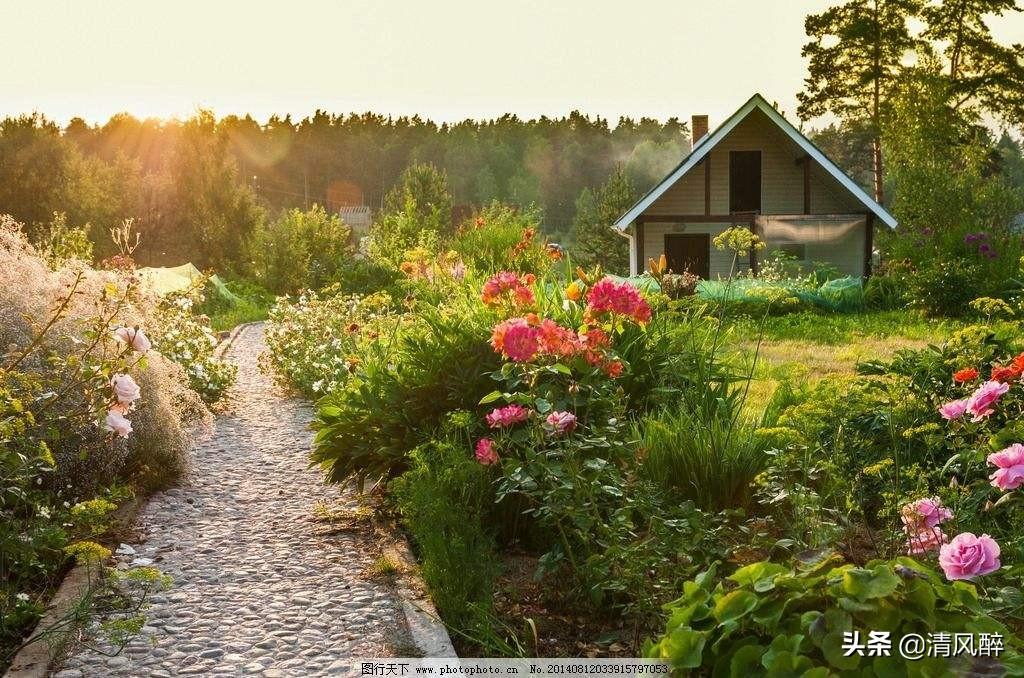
[565,282,582,301]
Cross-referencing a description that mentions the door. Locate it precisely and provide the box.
[664,233,710,279]
[729,150,762,213]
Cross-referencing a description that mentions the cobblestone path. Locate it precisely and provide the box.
[57,323,413,677]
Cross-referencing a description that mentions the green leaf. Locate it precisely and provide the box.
[728,644,764,677]
[842,564,899,600]
[821,630,860,671]
[551,363,572,375]
[478,390,504,405]
[655,628,705,669]
[534,397,552,414]
[713,590,759,624]
[729,562,789,591]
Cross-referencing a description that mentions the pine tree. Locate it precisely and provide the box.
[571,168,635,274]
[922,0,1024,123]
[798,0,923,203]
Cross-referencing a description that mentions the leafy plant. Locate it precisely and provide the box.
[645,555,1022,675]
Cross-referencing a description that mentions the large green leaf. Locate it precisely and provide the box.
[714,590,760,624]
[842,564,900,600]
[655,628,706,669]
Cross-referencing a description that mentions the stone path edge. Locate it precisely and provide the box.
[3,322,255,678]
[5,320,455,678]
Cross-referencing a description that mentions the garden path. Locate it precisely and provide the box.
[56,323,413,677]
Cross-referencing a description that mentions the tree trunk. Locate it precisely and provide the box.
[872,135,884,204]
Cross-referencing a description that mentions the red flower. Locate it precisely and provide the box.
[952,367,978,383]
[991,364,1022,383]
[603,360,624,378]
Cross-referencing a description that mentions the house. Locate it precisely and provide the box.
[613,94,897,279]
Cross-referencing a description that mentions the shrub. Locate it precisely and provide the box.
[910,258,983,317]
[312,292,502,486]
[391,436,501,640]
[451,203,553,276]
[247,204,354,294]
[864,261,913,310]
[150,291,236,402]
[34,211,93,268]
[645,556,1022,674]
[659,271,700,299]
[264,288,396,398]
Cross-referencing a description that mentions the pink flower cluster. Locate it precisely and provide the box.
[585,278,652,325]
[475,438,499,465]
[987,443,1024,491]
[489,315,617,373]
[938,380,1009,422]
[481,272,536,308]
[901,497,952,556]
[545,411,577,435]
[486,404,530,428]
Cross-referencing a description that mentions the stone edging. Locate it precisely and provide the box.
[382,539,458,658]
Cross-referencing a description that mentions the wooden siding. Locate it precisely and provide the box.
[644,109,862,216]
[641,222,751,279]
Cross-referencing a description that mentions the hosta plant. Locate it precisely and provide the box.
[645,555,1023,676]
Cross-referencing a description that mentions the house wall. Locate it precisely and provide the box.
[643,109,863,216]
[641,222,751,279]
[633,217,867,278]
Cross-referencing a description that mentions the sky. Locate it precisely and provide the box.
[3,0,1023,129]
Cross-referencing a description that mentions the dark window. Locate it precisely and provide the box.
[664,233,710,279]
[729,151,761,213]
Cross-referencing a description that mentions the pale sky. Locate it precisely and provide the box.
[3,0,1023,128]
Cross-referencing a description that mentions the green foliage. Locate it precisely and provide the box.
[391,437,502,643]
[570,168,634,274]
[193,277,273,332]
[247,204,354,294]
[452,203,552,275]
[264,288,395,398]
[151,291,237,402]
[645,556,1022,674]
[35,212,94,268]
[908,258,983,317]
[312,293,502,486]
[370,163,454,264]
[882,70,1024,309]
[637,403,770,512]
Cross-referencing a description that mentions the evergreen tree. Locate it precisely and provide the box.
[798,0,923,203]
[571,168,635,274]
[922,0,1024,123]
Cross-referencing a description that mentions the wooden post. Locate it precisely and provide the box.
[748,214,758,275]
[635,222,645,275]
[863,213,875,278]
[704,159,711,215]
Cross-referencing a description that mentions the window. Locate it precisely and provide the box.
[729,151,761,213]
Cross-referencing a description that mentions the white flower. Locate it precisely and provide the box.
[15,593,29,602]
[105,409,133,438]
[110,373,141,406]
[112,326,152,353]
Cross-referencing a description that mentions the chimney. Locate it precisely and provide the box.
[691,115,708,147]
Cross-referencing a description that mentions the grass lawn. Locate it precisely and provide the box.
[725,310,966,408]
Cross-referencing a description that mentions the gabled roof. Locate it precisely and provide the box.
[613,93,897,230]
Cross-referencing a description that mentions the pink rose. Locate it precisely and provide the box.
[110,373,141,407]
[900,497,953,530]
[987,443,1024,491]
[545,411,577,435]
[965,380,1009,422]
[485,405,530,428]
[105,409,133,438]
[938,532,1000,580]
[938,398,968,420]
[113,326,151,353]
[475,438,498,465]
[906,527,948,555]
